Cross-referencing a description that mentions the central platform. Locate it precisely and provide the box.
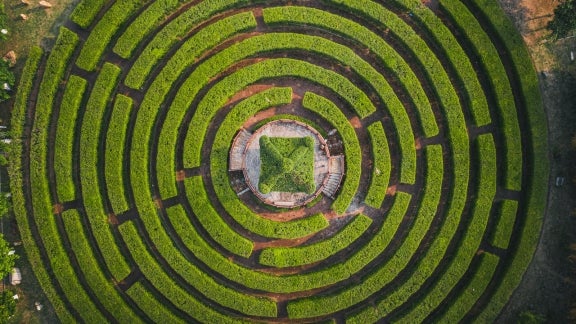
[240,119,331,208]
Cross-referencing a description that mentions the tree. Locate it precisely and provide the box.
[0,4,13,102]
[0,234,16,280]
[0,290,16,323]
[547,0,576,40]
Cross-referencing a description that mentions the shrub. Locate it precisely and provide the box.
[468,0,548,320]
[119,221,275,319]
[70,0,107,29]
[302,92,361,214]
[61,210,140,322]
[259,215,372,267]
[9,47,75,322]
[113,0,184,59]
[79,63,132,280]
[125,0,254,89]
[76,0,148,71]
[289,146,442,319]
[126,282,185,324]
[105,95,132,214]
[184,177,254,258]
[440,0,522,191]
[365,122,391,208]
[54,75,86,202]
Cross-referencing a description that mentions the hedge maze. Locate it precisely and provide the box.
[10,0,548,322]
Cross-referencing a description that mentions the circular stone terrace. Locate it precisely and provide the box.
[230,119,344,208]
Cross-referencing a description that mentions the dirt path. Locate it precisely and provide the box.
[496,0,576,322]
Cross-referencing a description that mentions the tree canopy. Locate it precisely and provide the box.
[548,0,576,40]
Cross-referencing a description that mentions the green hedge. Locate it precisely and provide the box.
[263,7,419,183]
[289,146,442,319]
[210,87,330,239]
[263,6,438,138]
[469,0,548,321]
[393,134,496,322]
[325,0,471,189]
[126,282,185,324]
[26,28,105,322]
[153,11,257,199]
[438,253,499,323]
[70,0,106,29]
[119,221,271,320]
[61,210,141,323]
[365,122,391,208]
[113,0,184,59]
[30,27,77,232]
[54,75,86,202]
[76,0,149,71]
[259,215,372,267]
[491,200,518,249]
[184,176,254,258]
[440,0,522,191]
[301,92,361,214]
[168,193,410,293]
[80,63,132,280]
[397,0,491,127]
[10,46,76,323]
[125,0,252,89]
[105,95,132,215]
[182,57,372,166]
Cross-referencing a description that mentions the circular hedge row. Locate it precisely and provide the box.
[10,0,549,322]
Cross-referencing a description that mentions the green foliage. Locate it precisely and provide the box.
[0,290,16,323]
[0,194,10,218]
[10,46,75,322]
[105,95,132,214]
[54,76,86,202]
[259,215,372,267]
[135,11,257,199]
[438,253,499,323]
[169,194,410,294]
[468,0,548,321]
[61,210,141,322]
[125,1,254,89]
[0,234,17,279]
[301,92,361,214]
[76,0,149,71]
[258,136,315,194]
[404,2,491,127]
[491,200,518,249]
[119,221,271,320]
[184,177,254,258]
[113,0,184,58]
[440,0,521,191]
[547,0,576,40]
[291,146,441,320]
[80,63,132,280]
[0,60,14,102]
[365,122,391,208]
[392,135,496,323]
[70,0,107,28]
[210,87,331,239]
[126,283,185,324]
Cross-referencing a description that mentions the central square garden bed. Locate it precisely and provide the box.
[258,135,315,194]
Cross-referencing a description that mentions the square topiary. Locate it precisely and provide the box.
[259,136,315,194]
